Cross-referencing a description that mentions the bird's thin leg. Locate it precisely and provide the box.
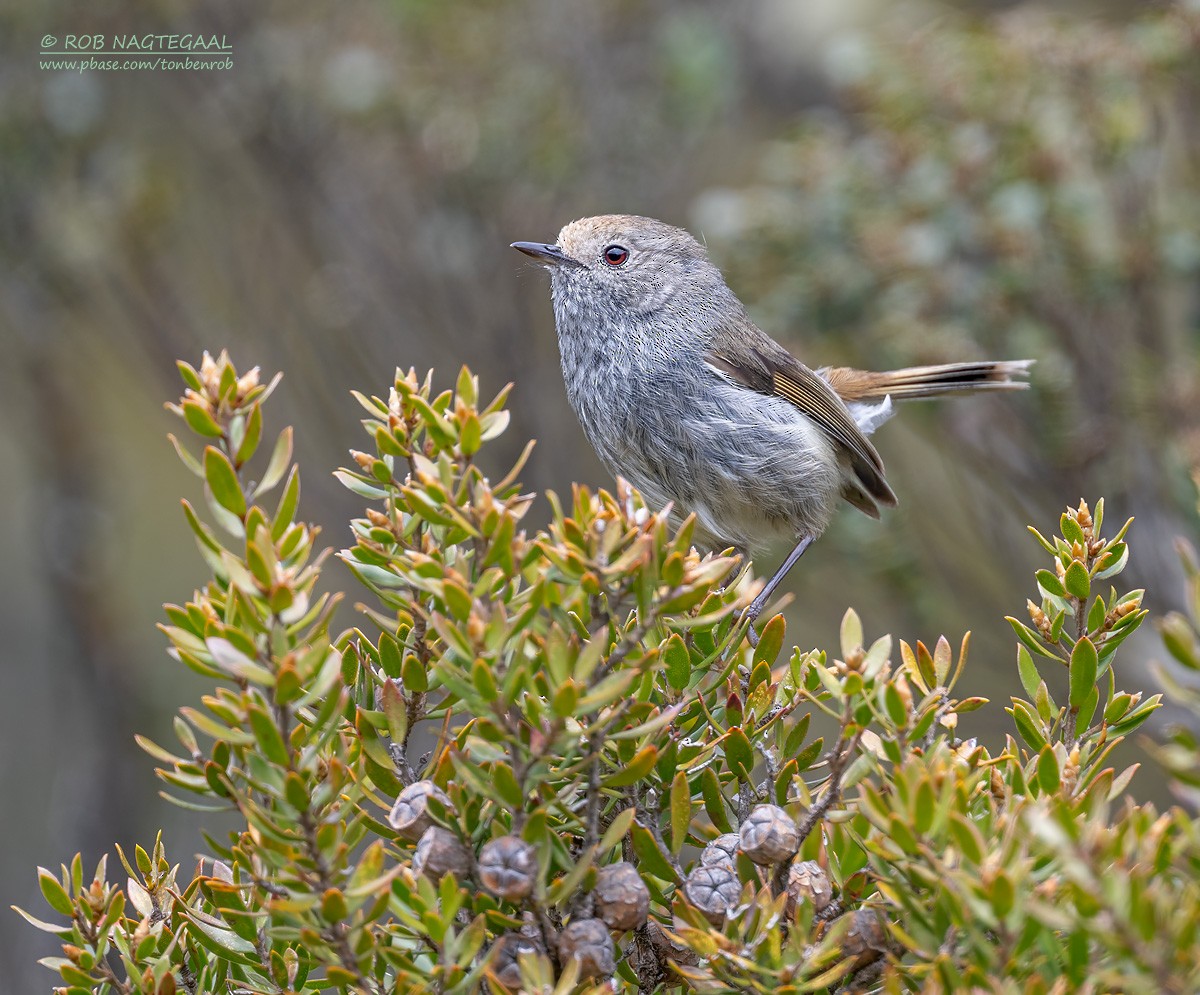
[743,534,814,644]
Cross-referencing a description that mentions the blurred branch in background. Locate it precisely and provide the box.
[1,0,1197,985]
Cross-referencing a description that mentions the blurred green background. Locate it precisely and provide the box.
[3,0,1198,984]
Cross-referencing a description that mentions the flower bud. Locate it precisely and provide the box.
[592,862,649,931]
[478,836,538,901]
[388,781,451,842]
[739,804,800,865]
[365,508,392,529]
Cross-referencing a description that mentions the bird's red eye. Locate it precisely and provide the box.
[603,244,629,266]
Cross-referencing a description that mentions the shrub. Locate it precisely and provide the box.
[16,351,1200,994]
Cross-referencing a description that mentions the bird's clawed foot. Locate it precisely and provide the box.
[740,591,776,648]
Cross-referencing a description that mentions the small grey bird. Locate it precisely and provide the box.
[513,215,1031,635]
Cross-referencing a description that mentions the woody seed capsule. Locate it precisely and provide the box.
[477,835,538,901]
[491,926,543,990]
[388,781,451,842]
[593,862,650,931]
[558,918,615,979]
[843,907,889,967]
[786,860,833,914]
[413,827,471,881]
[684,863,741,925]
[700,833,741,868]
[739,804,800,865]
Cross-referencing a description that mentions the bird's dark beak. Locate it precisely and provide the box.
[511,241,582,268]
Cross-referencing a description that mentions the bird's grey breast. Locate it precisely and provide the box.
[550,275,692,498]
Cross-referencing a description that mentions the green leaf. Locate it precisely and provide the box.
[168,433,204,477]
[546,845,597,907]
[663,634,691,691]
[1069,636,1098,710]
[915,641,938,687]
[492,762,524,810]
[1035,569,1066,598]
[839,608,862,659]
[471,658,498,701]
[247,707,290,767]
[783,713,811,758]
[1060,513,1085,546]
[271,467,301,542]
[206,638,275,685]
[235,403,263,466]
[459,411,483,456]
[669,770,691,855]
[378,632,403,679]
[402,652,429,694]
[700,768,732,834]
[1006,617,1059,659]
[599,808,636,854]
[1075,684,1099,733]
[183,400,223,438]
[913,779,936,835]
[948,813,984,864]
[1063,560,1090,601]
[455,366,477,407]
[576,669,639,712]
[990,870,1015,918]
[37,869,72,917]
[1103,692,1132,725]
[1086,596,1106,635]
[257,426,294,496]
[181,499,223,555]
[380,679,408,744]
[1037,746,1060,794]
[181,909,258,964]
[218,361,237,399]
[177,359,204,391]
[1095,542,1129,579]
[604,746,658,788]
[335,471,388,501]
[285,771,309,810]
[933,636,952,685]
[755,614,786,667]
[723,727,754,780]
[11,904,70,935]
[794,737,824,772]
[1010,701,1047,751]
[551,679,579,717]
[774,758,798,805]
[1026,526,1056,555]
[629,823,678,882]
[1016,646,1040,701]
[888,813,918,855]
[204,447,246,518]
[883,683,908,728]
[1108,694,1163,736]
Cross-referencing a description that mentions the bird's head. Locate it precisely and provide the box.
[512,215,734,333]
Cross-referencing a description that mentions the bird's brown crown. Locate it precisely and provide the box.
[556,215,710,269]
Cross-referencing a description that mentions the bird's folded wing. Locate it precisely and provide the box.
[705,346,896,507]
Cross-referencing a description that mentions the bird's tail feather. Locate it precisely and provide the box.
[826,360,1033,401]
